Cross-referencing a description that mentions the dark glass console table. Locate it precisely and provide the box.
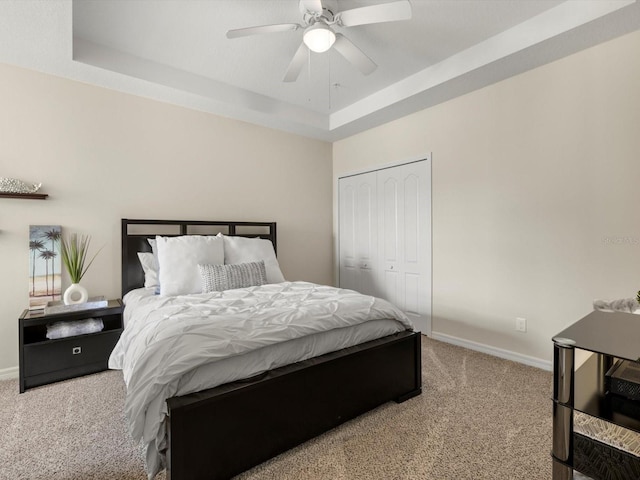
[552,310,640,479]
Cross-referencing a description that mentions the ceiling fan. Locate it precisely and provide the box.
[226,0,412,82]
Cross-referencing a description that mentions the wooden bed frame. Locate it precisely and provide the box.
[121,219,422,480]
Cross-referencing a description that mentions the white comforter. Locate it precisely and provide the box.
[109,281,412,478]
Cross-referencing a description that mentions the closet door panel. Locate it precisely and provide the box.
[377,161,431,334]
[381,177,399,264]
[382,269,401,309]
[403,161,431,334]
[356,174,378,297]
[379,175,402,309]
[339,182,358,292]
[404,174,419,265]
[404,272,420,315]
[357,182,376,273]
[339,172,378,296]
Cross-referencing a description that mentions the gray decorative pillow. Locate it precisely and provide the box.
[198,261,267,293]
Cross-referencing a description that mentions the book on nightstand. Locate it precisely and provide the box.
[44,296,108,315]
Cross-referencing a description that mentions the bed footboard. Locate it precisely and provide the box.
[166,330,422,480]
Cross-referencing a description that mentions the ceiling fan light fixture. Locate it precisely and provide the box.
[303,23,336,53]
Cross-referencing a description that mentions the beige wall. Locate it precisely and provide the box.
[0,64,332,373]
[3,29,640,374]
[334,30,640,363]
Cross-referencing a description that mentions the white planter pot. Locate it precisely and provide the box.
[63,283,89,305]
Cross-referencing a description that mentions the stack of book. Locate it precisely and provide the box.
[44,296,108,315]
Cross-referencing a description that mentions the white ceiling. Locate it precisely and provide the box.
[2,0,640,141]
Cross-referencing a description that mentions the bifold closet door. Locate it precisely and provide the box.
[339,160,431,334]
[338,171,378,297]
[377,161,431,334]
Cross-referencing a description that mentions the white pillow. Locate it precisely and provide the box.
[137,252,159,288]
[156,235,225,296]
[148,238,159,272]
[221,234,285,284]
[148,237,157,254]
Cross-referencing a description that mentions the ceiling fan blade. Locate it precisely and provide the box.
[301,0,324,15]
[337,0,412,27]
[226,23,300,39]
[283,42,309,82]
[333,34,377,75]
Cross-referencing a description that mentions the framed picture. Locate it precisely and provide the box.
[29,225,62,309]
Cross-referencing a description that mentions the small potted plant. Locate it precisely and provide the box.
[60,233,101,305]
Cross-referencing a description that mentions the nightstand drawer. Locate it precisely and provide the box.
[23,330,121,377]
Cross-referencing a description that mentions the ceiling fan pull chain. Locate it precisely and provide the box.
[328,54,332,112]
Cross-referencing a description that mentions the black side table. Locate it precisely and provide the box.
[552,310,640,479]
[19,299,123,393]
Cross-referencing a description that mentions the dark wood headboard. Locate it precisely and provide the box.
[121,219,277,297]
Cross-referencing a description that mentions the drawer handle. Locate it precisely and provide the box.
[72,346,82,355]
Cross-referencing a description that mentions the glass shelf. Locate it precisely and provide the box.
[574,353,640,434]
[553,310,640,363]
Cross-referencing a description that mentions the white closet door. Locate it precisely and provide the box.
[377,160,431,334]
[338,172,378,297]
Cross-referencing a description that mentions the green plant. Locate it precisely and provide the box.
[60,234,102,284]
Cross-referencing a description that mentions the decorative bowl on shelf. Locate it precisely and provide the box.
[0,177,41,194]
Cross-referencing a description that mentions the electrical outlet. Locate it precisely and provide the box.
[516,317,527,332]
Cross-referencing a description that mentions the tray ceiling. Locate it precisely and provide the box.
[1,1,639,141]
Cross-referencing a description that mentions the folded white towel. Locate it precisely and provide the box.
[46,318,104,340]
[593,298,640,313]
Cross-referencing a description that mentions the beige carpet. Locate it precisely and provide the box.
[0,337,552,479]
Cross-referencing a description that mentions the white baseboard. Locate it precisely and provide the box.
[0,366,19,381]
[0,335,550,380]
[430,332,552,371]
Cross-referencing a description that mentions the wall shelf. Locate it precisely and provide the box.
[0,192,48,199]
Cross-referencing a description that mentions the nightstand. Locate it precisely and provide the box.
[18,299,123,393]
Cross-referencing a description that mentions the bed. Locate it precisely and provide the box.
[116,218,422,480]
